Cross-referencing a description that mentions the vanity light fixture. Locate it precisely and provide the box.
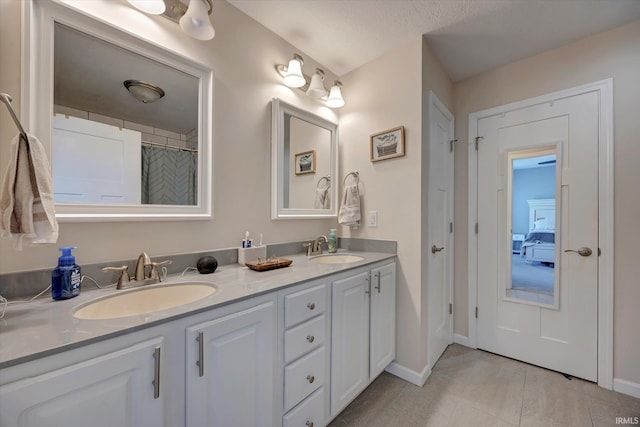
[276,54,346,108]
[280,54,306,88]
[123,80,166,103]
[128,0,166,15]
[306,69,328,99]
[326,81,345,108]
[179,0,215,40]
[128,0,215,41]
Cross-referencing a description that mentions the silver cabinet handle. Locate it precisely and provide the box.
[306,374,315,383]
[307,302,315,310]
[196,331,204,377]
[306,335,315,343]
[375,271,381,293]
[431,245,445,254]
[365,275,371,295]
[564,247,592,257]
[153,346,161,399]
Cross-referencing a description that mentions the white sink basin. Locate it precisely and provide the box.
[73,282,217,320]
[309,254,364,264]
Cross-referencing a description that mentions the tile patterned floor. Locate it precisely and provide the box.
[328,344,640,427]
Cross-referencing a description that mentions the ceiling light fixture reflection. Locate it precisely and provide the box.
[123,80,166,103]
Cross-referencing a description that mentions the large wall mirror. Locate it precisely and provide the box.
[271,98,338,219]
[27,0,213,221]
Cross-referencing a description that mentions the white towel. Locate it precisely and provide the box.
[338,183,361,228]
[0,133,58,250]
[314,185,330,209]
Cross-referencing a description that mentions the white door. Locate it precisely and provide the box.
[427,92,454,367]
[0,338,164,427]
[370,262,396,380]
[186,301,275,427]
[476,91,599,381]
[53,114,141,204]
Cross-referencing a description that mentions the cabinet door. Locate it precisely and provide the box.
[0,337,164,427]
[186,300,275,427]
[370,262,396,379]
[330,271,370,417]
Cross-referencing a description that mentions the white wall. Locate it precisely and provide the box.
[0,0,339,273]
[453,19,640,386]
[339,36,453,376]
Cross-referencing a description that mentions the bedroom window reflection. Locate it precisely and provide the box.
[507,149,558,307]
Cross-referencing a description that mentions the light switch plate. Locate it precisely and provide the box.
[367,211,378,227]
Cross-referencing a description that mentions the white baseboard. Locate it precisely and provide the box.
[613,378,640,399]
[453,334,471,347]
[385,362,431,387]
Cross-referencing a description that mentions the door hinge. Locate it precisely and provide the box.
[474,136,483,151]
[449,303,453,315]
[449,222,453,233]
[449,138,458,152]
[475,307,478,318]
[475,223,479,234]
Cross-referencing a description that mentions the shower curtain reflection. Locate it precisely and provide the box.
[141,145,197,205]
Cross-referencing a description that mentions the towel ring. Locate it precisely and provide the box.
[316,175,331,188]
[343,171,359,186]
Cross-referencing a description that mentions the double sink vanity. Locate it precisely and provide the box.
[0,250,396,427]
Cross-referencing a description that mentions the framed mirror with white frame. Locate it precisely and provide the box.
[25,0,213,221]
[271,98,338,219]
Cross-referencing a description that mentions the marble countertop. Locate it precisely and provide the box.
[0,250,395,369]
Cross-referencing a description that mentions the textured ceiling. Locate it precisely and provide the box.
[228,0,640,81]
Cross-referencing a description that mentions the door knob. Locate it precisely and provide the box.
[564,247,592,257]
[431,245,445,254]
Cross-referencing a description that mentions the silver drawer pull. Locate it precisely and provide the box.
[306,335,315,343]
[307,302,315,310]
[196,331,204,377]
[306,421,314,427]
[306,374,315,384]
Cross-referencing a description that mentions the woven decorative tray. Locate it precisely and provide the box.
[245,257,293,272]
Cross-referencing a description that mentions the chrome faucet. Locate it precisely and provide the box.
[304,235,328,256]
[102,252,172,290]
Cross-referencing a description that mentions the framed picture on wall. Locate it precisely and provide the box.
[370,126,405,162]
[295,150,316,175]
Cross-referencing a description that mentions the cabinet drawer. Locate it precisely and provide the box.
[284,284,327,328]
[282,387,324,427]
[284,346,325,411]
[284,315,326,364]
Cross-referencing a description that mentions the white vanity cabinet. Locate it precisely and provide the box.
[330,261,396,417]
[0,337,165,427]
[185,298,276,427]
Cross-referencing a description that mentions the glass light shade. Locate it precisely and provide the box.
[306,71,327,99]
[283,58,306,88]
[179,0,215,41]
[128,0,166,15]
[326,83,345,108]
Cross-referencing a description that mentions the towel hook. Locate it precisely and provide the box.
[343,171,359,186]
[0,93,28,142]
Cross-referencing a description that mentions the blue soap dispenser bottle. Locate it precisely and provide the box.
[52,246,81,300]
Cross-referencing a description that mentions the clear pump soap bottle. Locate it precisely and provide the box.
[328,229,338,253]
[52,246,81,300]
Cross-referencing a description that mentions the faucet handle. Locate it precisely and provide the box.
[303,242,313,256]
[149,260,172,281]
[102,265,130,289]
